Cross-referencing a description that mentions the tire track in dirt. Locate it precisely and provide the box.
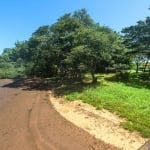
[27,107,39,150]
[28,92,58,150]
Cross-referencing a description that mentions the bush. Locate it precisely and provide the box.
[0,66,26,79]
[116,71,130,81]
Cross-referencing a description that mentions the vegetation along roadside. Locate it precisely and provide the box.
[0,8,149,138]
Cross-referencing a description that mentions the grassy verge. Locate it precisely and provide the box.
[54,74,150,138]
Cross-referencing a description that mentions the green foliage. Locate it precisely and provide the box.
[0,65,25,79]
[73,8,94,27]
[0,8,131,79]
[0,8,149,137]
[0,54,25,78]
[122,16,150,73]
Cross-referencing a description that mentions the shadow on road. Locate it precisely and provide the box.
[1,78,101,98]
[2,79,25,88]
[2,78,53,91]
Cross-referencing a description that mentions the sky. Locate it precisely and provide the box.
[0,0,149,54]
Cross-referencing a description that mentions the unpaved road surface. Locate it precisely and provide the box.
[0,79,118,150]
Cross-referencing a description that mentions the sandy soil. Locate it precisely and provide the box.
[49,91,149,150]
[0,79,118,150]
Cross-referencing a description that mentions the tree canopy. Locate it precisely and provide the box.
[0,9,131,81]
[122,15,150,73]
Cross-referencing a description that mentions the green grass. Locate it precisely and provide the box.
[56,74,150,138]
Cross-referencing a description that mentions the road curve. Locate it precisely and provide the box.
[0,79,118,150]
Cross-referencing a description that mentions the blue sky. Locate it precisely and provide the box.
[0,0,149,54]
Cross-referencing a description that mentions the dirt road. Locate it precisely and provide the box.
[0,79,118,150]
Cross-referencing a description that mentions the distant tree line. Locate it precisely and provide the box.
[0,8,149,80]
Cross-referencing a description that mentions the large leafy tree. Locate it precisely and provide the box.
[50,9,94,79]
[27,25,59,77]
[122,16,150,73]
[0,8,130,80]
[65,25,129,82]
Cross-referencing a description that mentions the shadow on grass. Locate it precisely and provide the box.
[53,80,102,97]
[105,72,150,89]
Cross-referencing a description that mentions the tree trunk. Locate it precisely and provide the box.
[136,63,139,73]
[91,70,97,83]
[143,59,149,72]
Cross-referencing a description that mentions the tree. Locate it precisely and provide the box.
[73,8,94,27]
[122,16,150,73]
[0,8,130,80]
[64,25,129,82]
[50,12,83,78]
[27,25,59,77]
